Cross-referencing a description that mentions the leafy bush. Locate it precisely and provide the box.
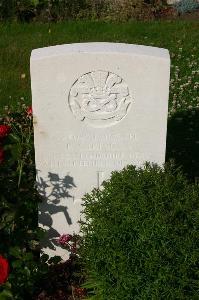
[34,254,87,300]
[0,0,15,20]
[80,163,199,299]
[0,103,87,299]
[38,0,89,22]
[0,103,46,299]
[0,0,37,22]
[175,0,199,14]
[103,0,143,21]
[0,0,168,21]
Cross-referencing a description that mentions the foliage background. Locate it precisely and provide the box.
[0,0,169,22]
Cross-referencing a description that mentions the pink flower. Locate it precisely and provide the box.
[27,106,33,116]
[58,234,72,246]
[0,125,11,139]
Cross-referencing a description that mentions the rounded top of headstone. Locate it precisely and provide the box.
[31,42,170,61]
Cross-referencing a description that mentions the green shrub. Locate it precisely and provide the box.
[80,163,199,299]
[175,0,199,14]
[0,0,36,22]
[0,103,87,299]
[0,103,44,299]
[0,0,168,21]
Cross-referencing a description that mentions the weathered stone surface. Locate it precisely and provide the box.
[31,43,170,258]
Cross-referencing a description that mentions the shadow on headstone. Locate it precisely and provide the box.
[166,108,199,181]
[36,171,76,251]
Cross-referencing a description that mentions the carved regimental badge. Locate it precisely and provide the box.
[68,70,132,127]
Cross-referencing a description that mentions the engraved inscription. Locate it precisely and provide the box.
[37,131,141,170]
[68,70,132,127]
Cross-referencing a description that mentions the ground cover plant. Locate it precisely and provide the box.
[80,163,199,299]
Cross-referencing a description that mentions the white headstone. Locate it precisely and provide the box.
[31,43,170,259]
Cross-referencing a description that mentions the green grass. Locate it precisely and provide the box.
[0,21,198,112]
[0,20,198,179]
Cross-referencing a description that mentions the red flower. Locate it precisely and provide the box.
[0,256,9,285]
[58,234,73,246]
[0,147,4,164]
[74,287,87,298]
[0,125,11,139]
[27,106,33,116]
